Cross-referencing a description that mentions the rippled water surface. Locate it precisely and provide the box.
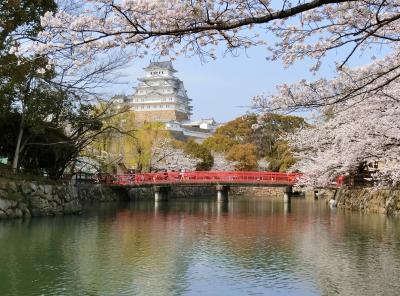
[1,198,400,296]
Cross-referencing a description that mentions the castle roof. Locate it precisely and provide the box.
[182,118,216,126]
[144,61,177,72]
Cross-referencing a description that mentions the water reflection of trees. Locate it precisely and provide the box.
[295,211,400,296]
[0,217,84,295]
[0,200,400,295]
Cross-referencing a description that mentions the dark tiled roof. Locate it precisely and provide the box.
[144,61,176,72]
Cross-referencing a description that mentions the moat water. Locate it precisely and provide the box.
[1,198,400,296]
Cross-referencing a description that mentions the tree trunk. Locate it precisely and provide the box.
[12,115,24,171]
[12,77,32,172]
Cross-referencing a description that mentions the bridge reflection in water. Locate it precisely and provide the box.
[1,199,400,295]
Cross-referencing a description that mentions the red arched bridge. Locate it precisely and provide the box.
[99,171,301,187]
[95,171,303,202]
[78,171,344,202]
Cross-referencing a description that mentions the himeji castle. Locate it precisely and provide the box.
[115,61,218,141]
[131,61,193,123]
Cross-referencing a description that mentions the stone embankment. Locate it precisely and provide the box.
[335,187,400,216]
[128,186,216,199]
[128,186,289,199]
[230,186,287,198]
[0,178,120,219]
[314,187,400,216]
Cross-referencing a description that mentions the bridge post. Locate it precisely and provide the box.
[216,185,230,202]
[154,186,170,202]
[283,186,292,204]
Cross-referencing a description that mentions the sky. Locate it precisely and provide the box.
[108,37,386,124]
[109,45,324,123]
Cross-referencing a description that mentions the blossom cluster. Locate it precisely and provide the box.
[23,0,271,65]
[285,84,400,187]
[151,138,199,171]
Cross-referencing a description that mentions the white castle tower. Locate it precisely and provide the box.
[131,61,192,123]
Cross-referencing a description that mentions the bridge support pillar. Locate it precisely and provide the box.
[154,186,170,202]
[283,186,292,204]
[216,185,230,202]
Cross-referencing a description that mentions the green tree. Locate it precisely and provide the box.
[134,122,169,172]
[85,102,137,173]
[0,0,57,113]
[266,141,296,172]
[0,0,57,170]
[184,140,213,171]
[0,1,122,179]
[0,111,77,179]
[226,144,258,171]
[202,133,237,153]
[203,113,307,172]
[203,115,257,152]
[253,113,307,158]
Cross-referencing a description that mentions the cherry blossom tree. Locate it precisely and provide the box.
[257,158,270,171]
[24,1,397,76]
[211,152,268,171]
[18,0,399,107]
[287,87,400,187]
[211,152,237,171]
[29,0,400,112]
[21,0,400,184]
[151,138,199,172]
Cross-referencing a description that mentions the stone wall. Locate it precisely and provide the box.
[77,184,122,202]
[128,185,288,199]
[0,179,81,219]
[0,178,123,220]
[335,187,400,216]
[128,186,216,199]
[230,186,287,198]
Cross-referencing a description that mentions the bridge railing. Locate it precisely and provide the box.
[99,171,301,186]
